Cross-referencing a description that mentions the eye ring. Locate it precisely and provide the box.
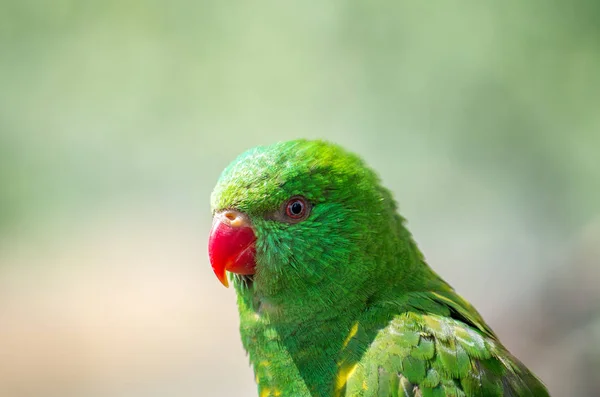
[284,196,310,222]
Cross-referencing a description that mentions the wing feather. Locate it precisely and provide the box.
[343,294,549,397]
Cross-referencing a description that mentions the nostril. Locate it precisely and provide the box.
[224,211,237,222]
[221,210,249,228]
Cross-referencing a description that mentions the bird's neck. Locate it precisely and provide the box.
[236,284,369,396]
[234,273,444,395]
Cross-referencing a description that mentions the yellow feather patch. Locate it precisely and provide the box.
[335,363,358,393]
[333,322,360,396]
[259,387,281,397]
[342,322,359,348]
[259,388,270,397]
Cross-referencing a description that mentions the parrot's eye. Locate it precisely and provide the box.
[283,196,310,222]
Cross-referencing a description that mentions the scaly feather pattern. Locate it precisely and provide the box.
[210,140,549,396]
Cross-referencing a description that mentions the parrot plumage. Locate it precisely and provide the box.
[208,140,549,397]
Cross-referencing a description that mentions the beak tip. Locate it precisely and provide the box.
[220,275,230,288]
[212,266,230,288]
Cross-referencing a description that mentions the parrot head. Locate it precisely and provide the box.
[209,140,404,312]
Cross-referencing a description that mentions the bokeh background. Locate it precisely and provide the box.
[1,1,599,396]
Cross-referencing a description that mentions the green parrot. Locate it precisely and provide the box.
[208,140,549,397]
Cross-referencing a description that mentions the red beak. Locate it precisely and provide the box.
[208,210,257,287]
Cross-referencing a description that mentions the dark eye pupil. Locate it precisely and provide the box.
[290,201,303,215]
[283,196,309,222]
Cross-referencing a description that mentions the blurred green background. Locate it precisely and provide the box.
[1,1,599,396]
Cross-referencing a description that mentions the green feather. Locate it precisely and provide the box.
[411,336,435,361]
[396,375,414,397]
[421,385,447,397]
